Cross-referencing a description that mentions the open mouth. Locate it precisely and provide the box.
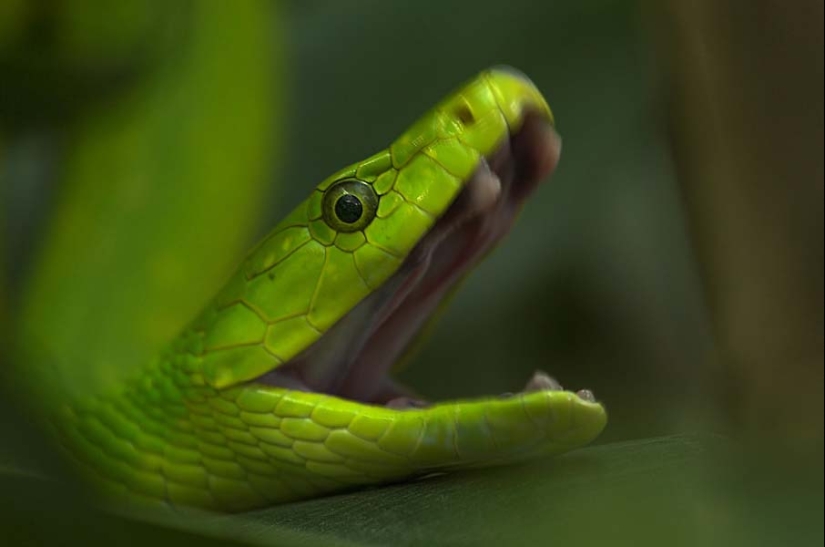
[256,111,595,408]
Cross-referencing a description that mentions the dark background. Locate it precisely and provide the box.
[1,1,822,545]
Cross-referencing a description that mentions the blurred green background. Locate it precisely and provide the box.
[1,0,822,545]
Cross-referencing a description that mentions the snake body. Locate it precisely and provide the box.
[41,68,605,511]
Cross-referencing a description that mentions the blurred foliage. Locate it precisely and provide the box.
[0,0,191,126]
[653,0,824,445]
[1,0,822,545]
[9,1,281,398]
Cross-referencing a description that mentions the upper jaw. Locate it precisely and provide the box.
[256,111,562,404]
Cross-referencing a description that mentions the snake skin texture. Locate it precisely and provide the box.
[51,69,607,512]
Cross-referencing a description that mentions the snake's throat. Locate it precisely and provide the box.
[257,112,569,404]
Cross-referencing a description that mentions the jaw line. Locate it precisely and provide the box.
[254,111,562,405]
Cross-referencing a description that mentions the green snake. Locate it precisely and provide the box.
[32,68,606,512]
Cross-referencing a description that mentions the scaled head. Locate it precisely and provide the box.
[199,68,554,388]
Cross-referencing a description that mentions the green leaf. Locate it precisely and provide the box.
[2,433,821,546]
[15,1,282,399]
[0,435,822,545]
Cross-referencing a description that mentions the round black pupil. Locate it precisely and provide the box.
[335,194,363,224]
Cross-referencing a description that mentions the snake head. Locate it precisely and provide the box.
[183,68,604,492]
[195,67,568,393]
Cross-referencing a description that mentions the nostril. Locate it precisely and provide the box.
[454,104,475,125]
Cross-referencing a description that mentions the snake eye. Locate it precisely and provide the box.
[322,178,378,232]
[335,194,363,224]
